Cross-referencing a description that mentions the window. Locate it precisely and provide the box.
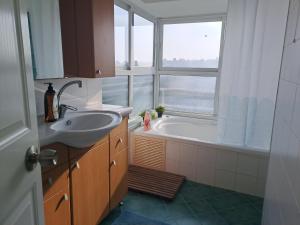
[109,4,224,118]
[102,76,129,106]
[102,75,154,116]
[159,75,216,114]
[162,21,223,69]
[158,17,224,116]
[132,75,154,115]
[114,5,129,68]
[133,14,154,67]
[102,4,155,118]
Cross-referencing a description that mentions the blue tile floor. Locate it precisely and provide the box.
[101,181,263,225]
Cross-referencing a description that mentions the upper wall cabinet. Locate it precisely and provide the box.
[27,0,115,79]
[60,0,115,78]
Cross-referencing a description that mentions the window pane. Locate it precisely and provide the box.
[114,5,129,68]
[133,14,154,67]
[159,75,216,114]
[162,21,222,69]
[102,76,129,106]
[132,75,154,115]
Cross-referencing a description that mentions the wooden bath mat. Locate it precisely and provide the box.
[128,165,185,200]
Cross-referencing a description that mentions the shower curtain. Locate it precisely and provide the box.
[217,0,289,150]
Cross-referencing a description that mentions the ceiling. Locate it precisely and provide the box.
[125,0,228,18]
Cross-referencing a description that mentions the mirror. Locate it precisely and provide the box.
[27,0,64,79]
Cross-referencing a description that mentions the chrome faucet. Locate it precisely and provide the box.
[57,80,83,119]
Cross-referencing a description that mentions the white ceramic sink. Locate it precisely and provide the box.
[50,111,122,148]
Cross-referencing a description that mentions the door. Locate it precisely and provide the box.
[0,0,44,225]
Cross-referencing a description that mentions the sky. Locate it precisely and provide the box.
[163,22,222,61]
[114,5,222,66]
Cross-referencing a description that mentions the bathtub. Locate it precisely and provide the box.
[131,116,269,197]
[152,116,217,143]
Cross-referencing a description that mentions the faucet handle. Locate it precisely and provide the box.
[59,104,77,119]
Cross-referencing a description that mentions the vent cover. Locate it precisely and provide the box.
[133,135,166,171]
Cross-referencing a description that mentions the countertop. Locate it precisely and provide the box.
[38,104,132,147]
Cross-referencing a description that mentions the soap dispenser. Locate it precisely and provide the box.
[44,83,58,122]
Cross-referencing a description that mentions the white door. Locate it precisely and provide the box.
[0,0,44,225]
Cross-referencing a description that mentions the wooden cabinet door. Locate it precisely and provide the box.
[42,164,69,201]
[44,187,71,225]
[60,0,115,78]
[70,138,110,225]
[110,148,128,210]
[91,0,115,77]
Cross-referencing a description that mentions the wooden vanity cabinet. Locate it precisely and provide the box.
[69,136,110,225]
[59,0,115,78]
[41,117,128,225]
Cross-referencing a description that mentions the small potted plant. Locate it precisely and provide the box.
[155,105,165,118]
[139,111,146,120]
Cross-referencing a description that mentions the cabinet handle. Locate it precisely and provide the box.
[72,161,80,170]
[115,137,123,148]
[96,69,102,75]
[111,160,117,167]
[64,194,69,201]
[47,177,53,186]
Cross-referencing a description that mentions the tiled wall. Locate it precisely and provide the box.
[34,78,102,116]
[262,0,300,224]
[164,140,268,197]
[129,133,269,198]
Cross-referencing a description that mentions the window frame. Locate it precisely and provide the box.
[114,0,156,76]
[156,15,226,117]
[113,3,130,70]
[113,0,156,117]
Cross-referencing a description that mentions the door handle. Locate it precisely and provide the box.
[25,146,58,171]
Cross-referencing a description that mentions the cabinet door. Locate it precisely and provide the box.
[110,148,128,210]
[60,0,115,78]
[42,163,69,201]
[91,0,115,77]
[44,187,71,225]
[70,138,110,225]
[110,118,128,157]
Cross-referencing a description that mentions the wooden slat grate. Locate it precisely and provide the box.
[128,165,185,200]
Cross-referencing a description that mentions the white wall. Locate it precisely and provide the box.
[262,0,300,224]
[34,78,102,116]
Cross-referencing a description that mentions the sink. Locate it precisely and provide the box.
[50,111,122,148]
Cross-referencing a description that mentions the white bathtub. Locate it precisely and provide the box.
[131,116,269,197]
[152,116,217,144]
[139,116,268,154]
